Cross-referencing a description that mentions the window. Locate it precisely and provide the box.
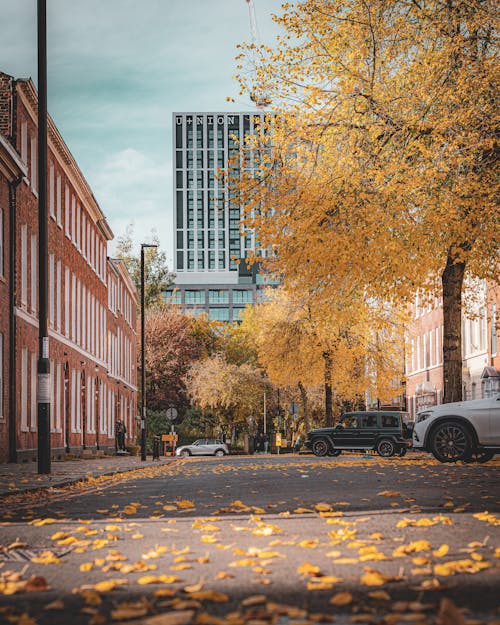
[0,333,3,419]
[56,174,62,225]
[64,267,70,337]
[209,308,229,321]
[30,352,37,429]
[49,254,54,327]
[21,225,27,306]
[55,362,61,430]
[49,163,55,218]
[0,208,3,277]
[65,185,70,237]
[232,289,253,304]
[492,303,498,356]
[209,290,229,304]
[21,121,28,164]
[343,416,359,428]
[164,289,182,304]
[30,136,37,192]
[185,290,206,305]
[381,414,399,428]
[71,196,76,243]
[21,348,28,431]
[360,414,377,428]
[30,234,37,313]
[56,261,61,332]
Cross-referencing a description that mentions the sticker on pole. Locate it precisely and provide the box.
[37,373,51,403]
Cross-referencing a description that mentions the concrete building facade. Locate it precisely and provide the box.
[0,71,138,462]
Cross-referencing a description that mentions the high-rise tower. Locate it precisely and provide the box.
[166,112,269,322]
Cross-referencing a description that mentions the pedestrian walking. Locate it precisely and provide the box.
[116,419,127,451]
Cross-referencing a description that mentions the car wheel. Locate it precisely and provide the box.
[327,449,341,457]
[312,438,329,457]
[214,449,225,457]
[180,449,191,457]
[463,449,494,464]
[398,447,407,457]
[376,439,396,458]
[429,421,472,463]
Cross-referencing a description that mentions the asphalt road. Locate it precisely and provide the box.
[0,453,499,624]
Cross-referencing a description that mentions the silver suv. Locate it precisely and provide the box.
[413,395,500,463]
[175,439,229,457]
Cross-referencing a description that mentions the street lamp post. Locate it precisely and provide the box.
[140,243,157,461]
[37,0,51,474]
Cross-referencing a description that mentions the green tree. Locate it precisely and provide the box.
[115,224,174,308]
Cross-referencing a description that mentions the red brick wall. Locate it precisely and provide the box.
[0,170,10,461]
[0,76,138,462]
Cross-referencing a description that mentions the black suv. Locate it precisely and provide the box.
[305,411,413,458]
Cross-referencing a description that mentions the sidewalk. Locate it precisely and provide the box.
[0,454,177,498]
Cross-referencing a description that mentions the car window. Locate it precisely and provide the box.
[359,414,377,428]
[342,416,359,428]
[193,440,201,446]
[381,414,399,428]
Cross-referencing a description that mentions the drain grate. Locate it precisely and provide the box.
[0,547,72,562]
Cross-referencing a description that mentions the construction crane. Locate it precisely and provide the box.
[245,0,271,108]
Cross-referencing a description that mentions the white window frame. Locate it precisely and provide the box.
[30,136,37,193]
[30,234,37,314]
[49,253,55,327]
[0,208,3,278]
[65,185,70,237]
[56,173,62,226]
[49,162,55,219]
[56,260,61,332]
[21,348,28,431]
[30,351,37,430]
[21,224,27,307]
[0,333,3,419]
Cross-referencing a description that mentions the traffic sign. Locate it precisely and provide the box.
[166,407,178,422]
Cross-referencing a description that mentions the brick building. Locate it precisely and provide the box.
[405,283,500,419]
[0,71,138,462]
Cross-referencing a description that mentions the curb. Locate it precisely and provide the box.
[0,458,177,500]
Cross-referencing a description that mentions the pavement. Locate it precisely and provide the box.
[0,453,177,498]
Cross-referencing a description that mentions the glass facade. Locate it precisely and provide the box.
[185,290,206,305]
[209,289,229,304]
[174,113,264,275]
[209,308,230,322]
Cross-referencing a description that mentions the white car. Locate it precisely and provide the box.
[175,439,229,458]
[413,395,500,463]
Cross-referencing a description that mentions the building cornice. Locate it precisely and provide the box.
[15,79,114,240]
[0,134,27,181]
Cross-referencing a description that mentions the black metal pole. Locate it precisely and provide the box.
[37,0,51,474]
[140,245,146,461]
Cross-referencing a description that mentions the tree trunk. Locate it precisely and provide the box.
[442,254,465,404]
[323,351,333,427]
[298,381,310,433]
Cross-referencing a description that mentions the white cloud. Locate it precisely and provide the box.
[88,148,173,264]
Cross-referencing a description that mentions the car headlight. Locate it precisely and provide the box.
[416,411,432,423]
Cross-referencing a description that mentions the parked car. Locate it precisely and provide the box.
[305,411,413,458]
[413,395,500,463]
[175,439,229,458]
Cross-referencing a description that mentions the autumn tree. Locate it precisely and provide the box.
[184,355,270,441]
[142,305,221,416]
[115,224,174,308]
[236,0,499,403]
[240,287,405,428]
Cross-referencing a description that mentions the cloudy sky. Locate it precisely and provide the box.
[0,0,284,264]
